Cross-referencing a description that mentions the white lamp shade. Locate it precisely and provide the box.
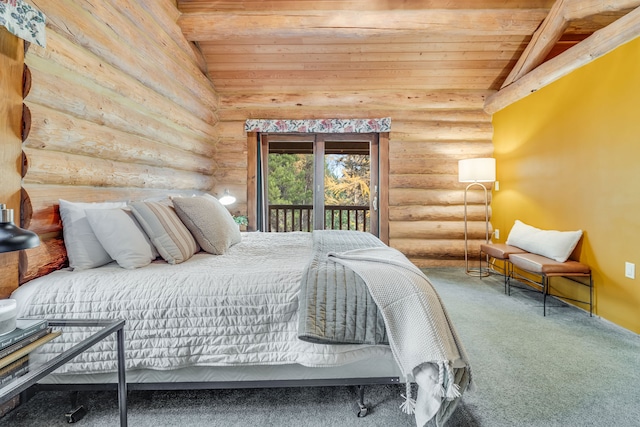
[458,158,496,183]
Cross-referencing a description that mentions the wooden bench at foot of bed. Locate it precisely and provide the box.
[507,253,592,317]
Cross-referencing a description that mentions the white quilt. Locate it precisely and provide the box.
[12,232,393,374]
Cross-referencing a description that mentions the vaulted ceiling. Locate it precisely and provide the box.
[175,0,634,97]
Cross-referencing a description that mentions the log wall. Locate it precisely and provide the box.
[0,29,24,297]
[217,90,495,267]
[12,0,220,289]
[7,0,498,290]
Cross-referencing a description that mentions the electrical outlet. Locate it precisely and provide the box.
[494,229,500,240]
[625,262,635,279]
[495,181,500,191]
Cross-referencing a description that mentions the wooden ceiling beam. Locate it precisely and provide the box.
[484,5,640,115]
[500,0,569,89]
[501,0,640,88]
[178,10,549,41]
[222,90,492,110]
[177,1,556,13]
[564,0,640,20]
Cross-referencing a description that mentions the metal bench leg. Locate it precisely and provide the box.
[504,261,510,294]
[543,275,548,316]
[479,249,489,280]
[589,274,593,317]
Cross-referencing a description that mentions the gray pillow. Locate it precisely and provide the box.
[129,201,199,264]
[172,195,241,255]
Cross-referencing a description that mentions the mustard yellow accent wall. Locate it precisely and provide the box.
[492,36,640,334]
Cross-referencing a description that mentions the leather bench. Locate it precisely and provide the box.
[479,243,527,292]
[479,221,591,316]
[508,252,592,316]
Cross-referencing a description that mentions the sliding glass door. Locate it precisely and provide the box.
[260,133,379,236]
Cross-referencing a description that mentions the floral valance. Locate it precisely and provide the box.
[0,0,46,48]
[245,118,391,133]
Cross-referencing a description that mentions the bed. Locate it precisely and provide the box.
[10,196,471,427]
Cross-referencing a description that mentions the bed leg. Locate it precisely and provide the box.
[64,391,87,424]
[354,385,369,417]
[65,405,87,424]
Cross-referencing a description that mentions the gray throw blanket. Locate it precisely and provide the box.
[297,230,389,345]
[298,230,472,427]
[328,246,472,427]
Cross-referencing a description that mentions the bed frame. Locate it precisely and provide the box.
[34,376,402,418]
[17,207,404,419]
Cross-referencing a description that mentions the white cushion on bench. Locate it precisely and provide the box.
[506,220,582,263]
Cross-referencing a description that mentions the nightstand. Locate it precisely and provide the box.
[0,319,127,426]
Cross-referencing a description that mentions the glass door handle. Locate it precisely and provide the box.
[372,185,378,211]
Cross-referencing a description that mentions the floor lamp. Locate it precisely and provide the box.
[458,158,496,277]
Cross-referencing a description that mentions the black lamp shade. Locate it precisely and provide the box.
[0,204,40,253]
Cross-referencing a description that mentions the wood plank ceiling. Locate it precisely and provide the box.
[176,0,630,95]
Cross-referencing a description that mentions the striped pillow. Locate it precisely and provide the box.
[129,201,199,264]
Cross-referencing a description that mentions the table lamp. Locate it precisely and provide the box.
[0,203,40,334]
[218,190,236,206]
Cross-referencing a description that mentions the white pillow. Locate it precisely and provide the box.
[506,220,582,262]
[59,199,128,270]
[85,208,158,269]
[173,195,241,255]
[129,201,200,264]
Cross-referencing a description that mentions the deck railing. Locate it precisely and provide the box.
[268,204,370,232]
